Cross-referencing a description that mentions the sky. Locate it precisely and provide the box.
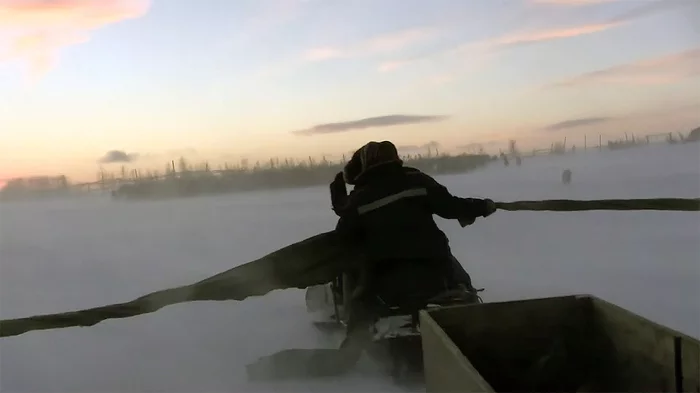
[0,0,699,182]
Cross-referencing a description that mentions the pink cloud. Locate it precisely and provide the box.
[485,22,621,48]
[377,60,412,73]
[0,0,150,79]
[379,0,689,75]
[303,46,343,61]
[303,26,440,62]
[378,22,621,73]
[549,48,700,88]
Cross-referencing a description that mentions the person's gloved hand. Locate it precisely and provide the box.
[482,198,497,217]
[330,172,347,214]
[331,171,345,188]
[458,216,476,227]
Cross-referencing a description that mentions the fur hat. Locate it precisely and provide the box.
[343,141,403,185]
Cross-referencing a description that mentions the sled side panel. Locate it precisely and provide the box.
[420,295,594,392]
[591,297,700,392]
[420,310,494,393]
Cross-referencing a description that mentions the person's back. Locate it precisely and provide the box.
[342,163,451,260]
[327,141,496,375]
[333,141,495,301]
[334,141,494,262]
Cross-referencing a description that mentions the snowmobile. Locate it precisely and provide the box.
[304,271,484,382]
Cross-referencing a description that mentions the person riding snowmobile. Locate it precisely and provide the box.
[328,140,496,363]
[330,141,492,303]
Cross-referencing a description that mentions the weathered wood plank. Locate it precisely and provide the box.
[680,334,700,392]
[420,310,494,393]
[421,295,699,392]
[592,297,700,392]
[422,295,599,392]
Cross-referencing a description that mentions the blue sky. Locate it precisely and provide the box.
[0,0,698,181]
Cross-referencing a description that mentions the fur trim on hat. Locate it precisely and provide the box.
[344,141,403,185]
[356,141,403,182]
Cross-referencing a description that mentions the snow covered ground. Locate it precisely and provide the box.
[1,143,698,392]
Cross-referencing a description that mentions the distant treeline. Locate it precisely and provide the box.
[112,153,495,201]
[0,175,75,202]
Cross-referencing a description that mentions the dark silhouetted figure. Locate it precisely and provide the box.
[562,169,572,184]
[500,152,509,167]
[326,140,496,373]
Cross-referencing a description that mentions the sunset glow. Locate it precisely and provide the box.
[0,0,698,182]
[0,0,150,80]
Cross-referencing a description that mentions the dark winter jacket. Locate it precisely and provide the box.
[333,159,491,261]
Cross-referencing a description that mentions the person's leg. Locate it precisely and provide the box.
[448,254,475,289]
[446,255,484,304]
[254,293,375,379]
[333,291,376,371]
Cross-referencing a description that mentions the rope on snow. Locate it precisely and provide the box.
[496,198,700,212]
[1,197,698,338]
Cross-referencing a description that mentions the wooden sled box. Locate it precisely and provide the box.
[420,294,699,393]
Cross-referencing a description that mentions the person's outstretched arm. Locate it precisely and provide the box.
[416,173,496,221]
